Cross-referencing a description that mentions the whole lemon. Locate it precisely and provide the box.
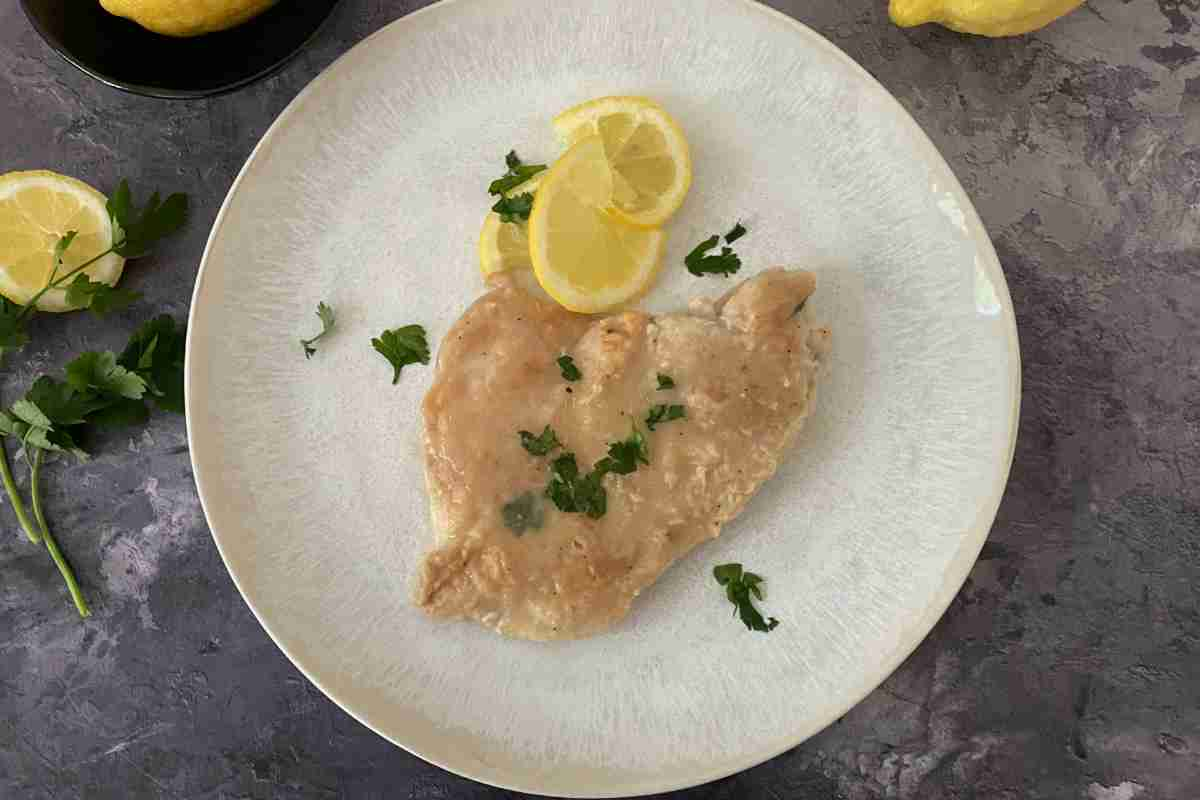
[99,0,279,37]
[889,0,1084,36]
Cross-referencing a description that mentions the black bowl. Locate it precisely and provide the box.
[19,0,341,99]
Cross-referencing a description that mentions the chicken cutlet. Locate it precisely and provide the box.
[415,269,830,640]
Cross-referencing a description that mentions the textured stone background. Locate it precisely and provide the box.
[1,1,1198,798]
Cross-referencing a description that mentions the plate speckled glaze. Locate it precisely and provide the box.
[185,0,1020,796]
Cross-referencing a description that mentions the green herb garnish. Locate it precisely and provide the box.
[645,404,686,431]
[544,453,607,519]
[300,302,336,359]
[0,315,188,617]
[519,425,561,456]
[685,235,741,277]
[502,492,544,535]
[595,427,649,475]
[488,151,547,196]
[656,373,675,390]
[491,192,535,223]
[543,427,651,519]
[713,563,779,632]
[685,222,749,277]
[557,354,582,381]
[371,325,430,384]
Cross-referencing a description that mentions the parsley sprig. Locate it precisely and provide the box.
[685,221,749,277]
[543,428,649,519]
[300,302,336,359]
[0,316,187,617]
[488,150,547,197]
[491,193,535,224]
[714,563,779,632]
[371,325,430,384]
[519,425,561,456]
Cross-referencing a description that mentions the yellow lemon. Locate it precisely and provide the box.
[528,136,665,313]
[552,96,692,229]
[0,171,125,312]
[99,0,277,37]
[889,0,1084,36]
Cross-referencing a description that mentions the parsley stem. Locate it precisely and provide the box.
[16,243,120,323]
[31,449,90,618]
[0,440,40,544]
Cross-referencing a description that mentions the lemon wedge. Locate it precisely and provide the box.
[0,171,125,312]
[528,136,665,313]
[889,0,1084,36]
[552,96,691,229]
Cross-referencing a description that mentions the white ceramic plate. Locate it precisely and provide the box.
[186,1,1020,796]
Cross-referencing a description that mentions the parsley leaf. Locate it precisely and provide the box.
[544,453,607,519]
[371,324,430,384]
[489,151,548,196]
[65,351,147,401]
[595,427,649,475]
[502,492,544,535]
[656,373,675,390]
[491,192,535,223]
[724,221,747,244]
[685,235,741,277]
[64,274,141,316]
[107,180,189,258]
[713,563,779,632]
[519,425,561,456]
[645,403,686,431]
[557,354,582,381]
[118,315,186,413]
[300,302,336,359]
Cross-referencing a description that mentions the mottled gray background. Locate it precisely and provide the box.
[1,1,1197,798]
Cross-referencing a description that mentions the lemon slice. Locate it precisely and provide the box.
[552,96,692,228]
[0,171,124,312]
[528,136,665,313]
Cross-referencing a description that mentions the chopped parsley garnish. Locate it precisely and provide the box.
[557,354,582,381]
[371,324,430,384]
[544,453,607,519]
[685,221,749,277]
[713,563,779,632]
[656,373,675,390]
[544,428,650,519]
[645,403,686,431]
[519,425,561,456]
[502,492,544,535]
[595,427,649,475]
[488,150,547,196]
[300,302,336,359]
[491,192,535,223]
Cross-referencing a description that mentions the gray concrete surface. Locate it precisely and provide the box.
[1,1,1198,798]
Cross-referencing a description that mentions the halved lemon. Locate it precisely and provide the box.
[528,136,665,313]
[0,171,124,312]
[552,95,692,228]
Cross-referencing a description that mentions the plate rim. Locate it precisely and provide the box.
[184,0,1022,795]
